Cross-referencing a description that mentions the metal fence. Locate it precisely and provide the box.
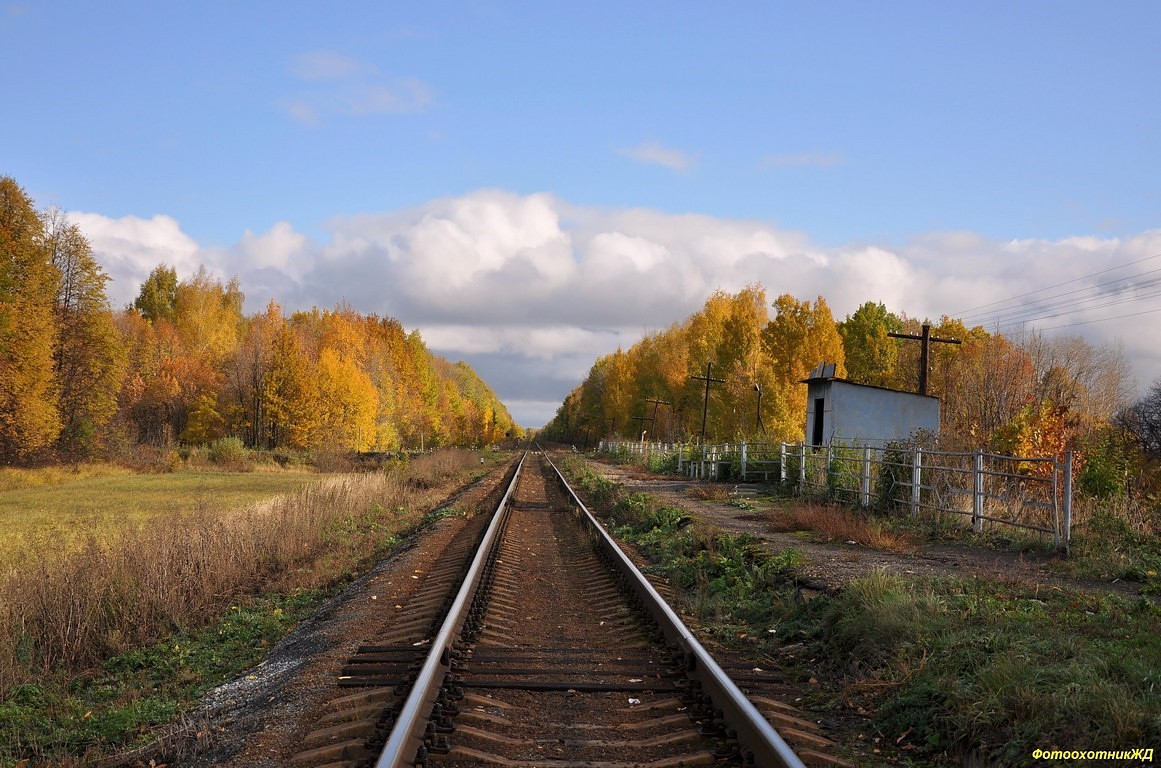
[601,439,1073,548]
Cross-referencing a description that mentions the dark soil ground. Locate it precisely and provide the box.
[588,461,1155,603]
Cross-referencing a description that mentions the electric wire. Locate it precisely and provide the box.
[951,252,1161,319]
[950,252,1161,332]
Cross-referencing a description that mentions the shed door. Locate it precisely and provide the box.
[812,397,825,446]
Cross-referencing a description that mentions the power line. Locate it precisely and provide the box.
[952,252,1161,319]
[1036,304,1161,331]
[973,271,1161,327]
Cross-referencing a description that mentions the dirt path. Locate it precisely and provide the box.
[584,460,1155,602]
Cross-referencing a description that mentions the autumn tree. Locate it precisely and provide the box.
[546,287,805,443]
[939,333,1035,448]
[223,301,280,448]
[761,294,845,440]
[122,266,243,445]
[44,209,126,458]
[175,266,243,365]
[133,265,178,323]
[0,177,60,460]
[263,319,318,449]
[838,301,902,388]
[1022,332,1133,437]
[314,347,378,451]
[1116,380,1161,459]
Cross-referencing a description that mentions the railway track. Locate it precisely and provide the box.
[290,450,848,767]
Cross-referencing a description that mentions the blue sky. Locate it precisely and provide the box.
[4,2,1160,425]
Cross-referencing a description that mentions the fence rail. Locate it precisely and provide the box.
[601,439,1073,549]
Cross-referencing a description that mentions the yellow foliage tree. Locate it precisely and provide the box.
[762,294,845,440]
[0,177,61,460]
[315,347,379,451]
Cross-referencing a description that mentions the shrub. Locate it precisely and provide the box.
[207,436,249,467]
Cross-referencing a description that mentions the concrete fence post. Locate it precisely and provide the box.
[861,447,872,507]
[910,447,922,518]
[972,449,984,533]
[1062,450,1073,553]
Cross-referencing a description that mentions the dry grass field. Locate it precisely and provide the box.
[0,450,499,742]
[0,465,319,570]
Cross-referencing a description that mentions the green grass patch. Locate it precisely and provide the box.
[566,460,803,643]
[1055,510,1161,593]
[801,572,1161,765]
[0,590,324,764]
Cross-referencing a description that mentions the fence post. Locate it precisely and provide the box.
[1062,450,1073,553]
[780,443,787,484]
[861,446,872,507]
[741,442,748,482]
[910,447,922,518]
[972,449,984,533]
[823,444,832,498]
[798,443,806,487]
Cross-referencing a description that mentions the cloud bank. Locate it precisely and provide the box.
[72,191,1161,427]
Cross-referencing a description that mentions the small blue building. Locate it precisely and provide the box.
[802,362,940,447]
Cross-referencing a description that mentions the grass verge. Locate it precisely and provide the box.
[562,454,1161,767]
[0,590,321,764]
[807,571,1161,765]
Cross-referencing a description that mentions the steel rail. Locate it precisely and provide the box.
[542,451,807,768]
[373,450,527,768]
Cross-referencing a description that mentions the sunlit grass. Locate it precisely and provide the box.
[0,469,319,569]
[0,449,508,765]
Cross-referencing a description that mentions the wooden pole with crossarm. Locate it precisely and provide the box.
[691,362,725,444]
[887,323,961,396]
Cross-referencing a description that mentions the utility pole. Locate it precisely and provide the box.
[644,397,669,436]
[888,323,962,396]
[690,362,725,444]
[753,383,765,434]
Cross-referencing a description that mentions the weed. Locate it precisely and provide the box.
[687,483,729,502]
[766,503,916,553]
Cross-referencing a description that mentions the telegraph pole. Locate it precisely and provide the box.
[644,397,669,436]
[753,383,765,434]
[888,323,961,395]
[690,362,725,444]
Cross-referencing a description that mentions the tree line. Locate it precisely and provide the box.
[543,284,1154,496]
[0,176,519,464]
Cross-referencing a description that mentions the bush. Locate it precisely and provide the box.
[1076,427,1134,499]
[207,436,249,468]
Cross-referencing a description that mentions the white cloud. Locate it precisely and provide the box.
[67,211,201,308]
[290,50,366,81]
[342,79,431,115]
[619,141,696,172]
[760,151,845,169]
[284,49,432,123]
[285,100,319,127]
[72,192,1161,425]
